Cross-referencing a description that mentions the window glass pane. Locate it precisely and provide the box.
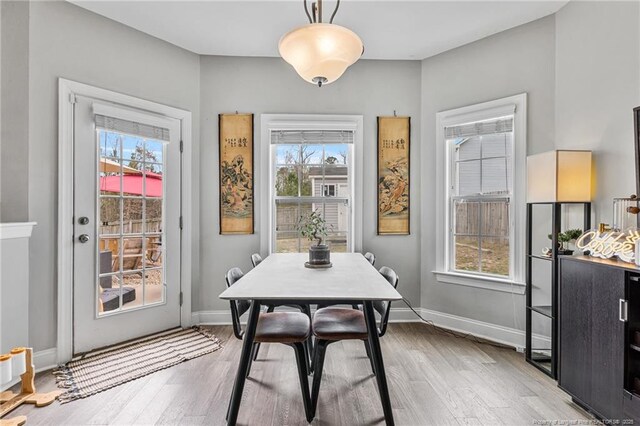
[455,136,481,161]
[275,165,299,196]
[275,145,300,165]
[301,145,323,165]
[145,199,162,233]
[123,198,143,233]
[99,274,121,313]
[300,165,313,196]
[144,140,164,164]
[322,200,349,252]
[143,268,164,305]
[325,144,349,165]
[275,200,301,253]
[481,133,510,158]
[453,200,479,235]
[99,238,119,274]
[121,272,143,310]
[454,235,480,273]
[98,131,121,160]
[144,167,163,198]
[122,237,144,272]
[481,157,510,194]
[456,160,481,196]
[323,185,336,197]
[480,237,510,276]
[481,201,510,237]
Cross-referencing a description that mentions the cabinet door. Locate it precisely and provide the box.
[590,266,625,419]
[559,259,592,404]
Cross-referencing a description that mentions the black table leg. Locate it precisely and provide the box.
[227,300,261,425]
[363,301,395,426]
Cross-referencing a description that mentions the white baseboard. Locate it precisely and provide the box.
[0,347,59,391]
[192,307,549,351]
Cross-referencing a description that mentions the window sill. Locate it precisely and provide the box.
[433,271,526,294]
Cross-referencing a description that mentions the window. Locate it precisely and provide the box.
[448,119,512,277]
[271,130,353,253]
[323,184,336,197]
[435,94,527,292]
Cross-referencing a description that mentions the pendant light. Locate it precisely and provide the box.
[279,0,364,87]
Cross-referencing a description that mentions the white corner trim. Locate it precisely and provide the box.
[433,271,526,294]
[192,307,542,351]
[0,222,37,240]
[0,348,59,392]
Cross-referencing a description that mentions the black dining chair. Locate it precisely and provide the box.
[249,253,312,363]
[225,267,313,422]
[309,266,399,415]
[364,252,376,266]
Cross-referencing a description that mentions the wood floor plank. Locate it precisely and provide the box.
[8,324,592,425]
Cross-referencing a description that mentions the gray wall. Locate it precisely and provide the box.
[555,1,640,223]
[0,1,29,221]
[26,1,200,350]
[199,56,422,312]
[420,16,557,330]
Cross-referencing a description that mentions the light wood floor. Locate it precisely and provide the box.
[7,323,591,425]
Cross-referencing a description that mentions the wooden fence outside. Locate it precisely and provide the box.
[100,219,162,236]
[454,201,509,237]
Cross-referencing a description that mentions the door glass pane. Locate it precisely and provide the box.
[96,130,166,316]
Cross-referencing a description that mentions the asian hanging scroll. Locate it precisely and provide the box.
[377,116,410,235]
[219,113,254,234]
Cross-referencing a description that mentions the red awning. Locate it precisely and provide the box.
[100,172,162,197]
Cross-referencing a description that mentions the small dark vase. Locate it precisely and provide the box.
[308,243,331,266]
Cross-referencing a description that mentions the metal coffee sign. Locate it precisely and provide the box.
[575,228,640,263]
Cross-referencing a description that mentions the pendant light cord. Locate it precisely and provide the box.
[329,0,340,23]
[304,0,341,24]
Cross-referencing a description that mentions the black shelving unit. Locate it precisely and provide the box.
[525,202,591,379]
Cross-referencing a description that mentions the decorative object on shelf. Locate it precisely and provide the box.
[600,222,612,232]
[547,229,583,255]
[575,228,640,263]
[219,113,254,235]
[297,209,332,268]
[279,0,364,87]
[542,247,553,257]
[613,195,640,230]
[0,348,62,426]
[377,116,410,235]
[527,150,592,203]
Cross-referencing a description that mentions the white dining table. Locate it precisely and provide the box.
[219,253,402,425]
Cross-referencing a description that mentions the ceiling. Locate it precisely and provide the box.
[69,0,568,60]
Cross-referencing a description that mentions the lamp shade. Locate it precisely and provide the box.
[278,23,364,86]
[527,150,592,202]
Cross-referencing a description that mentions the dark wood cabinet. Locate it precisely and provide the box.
[559,258,592,406]
[559,256,630,421]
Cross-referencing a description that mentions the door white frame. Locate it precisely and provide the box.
[57,78,193,363]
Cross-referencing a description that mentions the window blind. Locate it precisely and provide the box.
[445,117,513,139]
[271,130,354,144]
[95,114,170,142]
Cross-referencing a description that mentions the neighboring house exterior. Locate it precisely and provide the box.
[309,166,349,236]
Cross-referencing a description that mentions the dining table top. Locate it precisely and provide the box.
[219,253,403,302]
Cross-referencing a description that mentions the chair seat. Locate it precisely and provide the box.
[255,312,311,343]
[312,307,368,340]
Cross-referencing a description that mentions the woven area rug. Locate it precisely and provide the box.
[53,327,222,403]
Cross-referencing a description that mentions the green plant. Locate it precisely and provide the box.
[297,210,329,246]
[548,228,583,250]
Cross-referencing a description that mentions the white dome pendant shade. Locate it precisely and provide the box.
[279,1,364,87]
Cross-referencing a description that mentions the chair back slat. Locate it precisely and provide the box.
[374,266,399,337]
[225,267,249,339]
[251,253,263,268]
[364,252,375,266]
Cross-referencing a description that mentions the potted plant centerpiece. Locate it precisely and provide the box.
[297,209,332,268]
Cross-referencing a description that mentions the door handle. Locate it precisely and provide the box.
[78,234,90,244]
[78,216,90,225]
[620,299,628,322]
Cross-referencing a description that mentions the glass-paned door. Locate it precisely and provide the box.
[73,97,182,354]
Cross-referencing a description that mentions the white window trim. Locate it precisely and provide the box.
[260,114,363,255]
[434,94,527,294]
